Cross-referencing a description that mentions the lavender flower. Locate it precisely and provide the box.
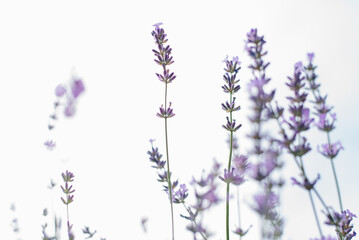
[156,102,175,118]
[44,140,56,151]
[252,192,278,220]
[219,168,245,186]
[82,226,97,239]
[152,22,177,240]
[325,209,357,240]
[318,141,344,159]
[55,84,66,97]
[291,174,320,191]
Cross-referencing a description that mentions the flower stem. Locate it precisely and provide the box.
[308,190,323,239]
[226,93,234,240]
[327,133,343,211]
[164,82,175,240]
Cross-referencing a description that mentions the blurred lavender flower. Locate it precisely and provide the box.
[252,192,278,221]
[55,84,66,97]
[291,174,320,191]
[219,168,245,186]
[82,226,97,239]
[233,225,252,237]
[318,141,344,159]
[44,140,56,151]
[233,154,250,175]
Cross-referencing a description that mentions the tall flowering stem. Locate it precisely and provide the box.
[61,170,75,240]
[151,22,176,240]
[281,62,324,238]
[245,28,283,240]
[304,53,343,212]
[221,55,242,240]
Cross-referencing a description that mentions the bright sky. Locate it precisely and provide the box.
[0,0,358,240]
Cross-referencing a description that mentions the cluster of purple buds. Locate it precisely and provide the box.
[61,170,75,205]
[152,23,175,69]
[252,192,279,221]
[233,225,252,237]
[280,62,314,155]
[249,154,276,182]
[233,154,251,175]
[82,226,97,239]
[318,141,344,159]
[173,184,189,203]
[221,56,242,133]
[325,209,357,240]
[245,28,275,120]
[291,174,320,191]
[53,77,85,119]
[190,161,221,210]
[156,102,175,118]
[219,168,245,186]
[147,139,166,169]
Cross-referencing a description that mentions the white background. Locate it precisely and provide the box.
[0,0,358,240]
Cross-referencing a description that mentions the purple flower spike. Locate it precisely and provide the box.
[55,84,67,97]
[71,78,85,99]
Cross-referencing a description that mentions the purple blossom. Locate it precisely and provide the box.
[55,84,67,97]
[233,225,252,237]
[294,61,303,74]
[219,168,245,186]
[71,78,85,99]
[318,141,343,159]
[156,102,175,118]
[252,192,278,220]
[249,155,276,181]
[316,112,336,132]
[173,184,188,203]
[233,154,250,174]
[308,52,315,63]
[64,101,76,117]
[44,140,56,151]
[222,117,242,132]
[291,174,320,191]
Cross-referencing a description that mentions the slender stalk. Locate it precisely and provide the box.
[226,93,234,240]
[313,188,330,214]
[308,190,323,238]
[327,133,343,211]
[236,187,242,240]
[164,82,175,240]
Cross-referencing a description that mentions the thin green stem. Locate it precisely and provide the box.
[308,190,323,239]
[327,133,343,211]
[236,187,242,240]
[313,188,330,215]
[164,82,175,240]
[226,93,234,240]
